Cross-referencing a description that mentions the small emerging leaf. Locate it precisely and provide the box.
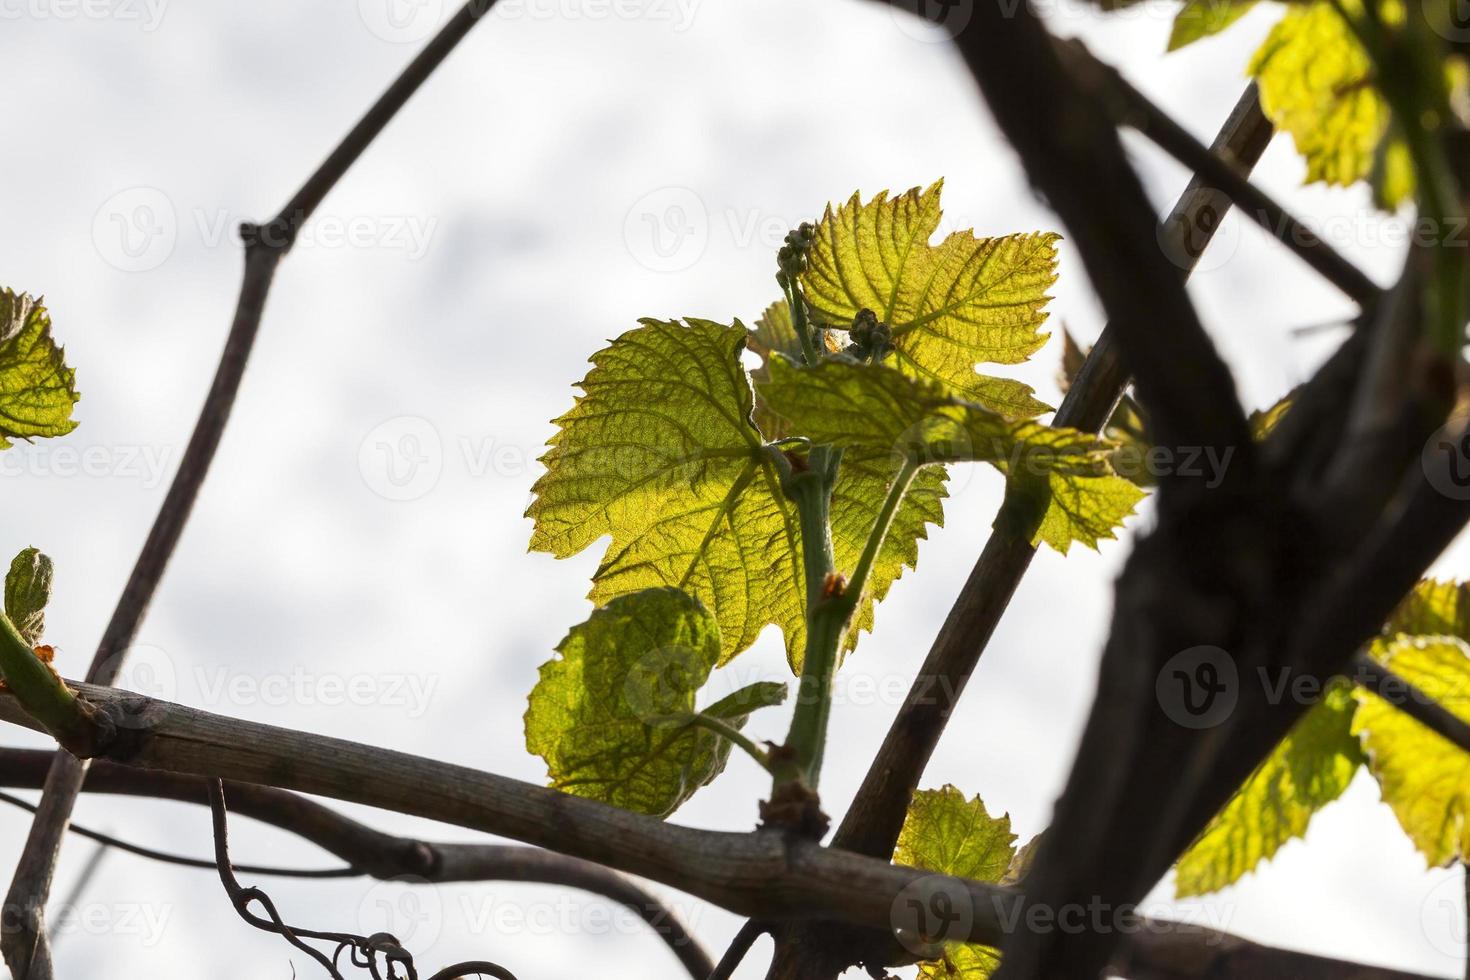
[800,182,1058,416]
[524,588,785,817]
[1353,636,1470,866]
[0,290,79,449]
[5,548,53,647]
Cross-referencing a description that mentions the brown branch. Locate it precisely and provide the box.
[947,29,1253,459]
[1054,44,1380,308]
[0,683,1024,948]
[0,695,1442,980]
[0,747,714,978]
[1,4,499,978]
[1112,923,1443,979]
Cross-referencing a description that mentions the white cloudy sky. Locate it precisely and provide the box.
[2,0,1467,977]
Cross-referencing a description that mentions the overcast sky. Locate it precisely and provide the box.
[2,1,1467,977]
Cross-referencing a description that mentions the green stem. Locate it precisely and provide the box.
[776,453,921,792]
[847,458,920,603]
[0,612,92,752]
[676,714,773,771]
[784,280,819,366]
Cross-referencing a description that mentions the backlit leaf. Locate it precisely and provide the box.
[1248,2,1412,208]
[524,587,785,817]
[0,290,79,449]
[1168,0,1257,50]
[1354,636,1470,866]
[800,182,1057,416]
[1174,680,1364,896]
[4,548,53,647]
[527,318,805,665]
[896,786,1016,980]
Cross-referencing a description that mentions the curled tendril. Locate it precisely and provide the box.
[208,780,519,980]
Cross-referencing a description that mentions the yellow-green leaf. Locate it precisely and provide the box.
[1168,0,1257,51]
[758,357,1109,471]
[527,318,805,666]
[1353,636,1470,866]
[5,548,53,647]
[524,587,785,817]
[529,317,946,670]
[896,786,1016,979]
[1248,2,1411,208]
[918,944,1001,980]
[800,182,1058,417]
[0,290,78,449]
[1381,579,1470,646]
[830,451,948,656]
[1001,466,1144,555]
[1174,680,1364,896]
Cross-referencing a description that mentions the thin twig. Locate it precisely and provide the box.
[0,790,356,878]
[0,703,1441,979]
[46,836,107,948]
[0,748,716,979]
[708,920,767,980]
[1,5,500,977]
[1352,653,1470,753]
[209,780,521,980]
[1055,41,1380,308]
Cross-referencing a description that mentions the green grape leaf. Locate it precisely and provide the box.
[524,587,785,817]
[1380,579,1470,647]
[748,301,803,440]
[758,357,1109,471]
[1002,832,1043,886]
[1001,467,1144,555]
[527,318,807,666]
[800,181,1058,417]
[1168,0,1257,50]
[1174,680,1364,897]
[831,451,947,655]
[896,786,1016,980]
[0,290,79,449]
[1248,2,1412,208]
[4,548,53,647]
[918,944,1001,980]
[530,317,954,669]
[1353,636,1470,866]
